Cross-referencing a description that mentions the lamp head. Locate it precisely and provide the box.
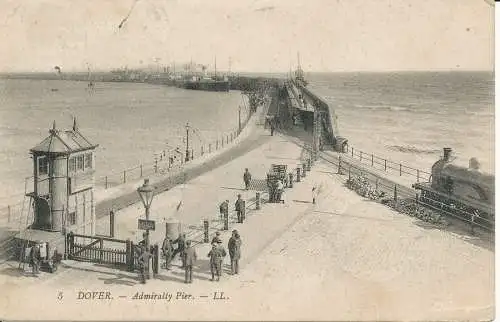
[137,178,155,209]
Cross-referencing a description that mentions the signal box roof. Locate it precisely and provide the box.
[30,120,98,155]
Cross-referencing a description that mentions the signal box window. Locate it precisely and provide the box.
[77,155,84,170]
[84,153,92,169]
[38,157,48,175]
[69,157,76,172]
[68,212,77,226]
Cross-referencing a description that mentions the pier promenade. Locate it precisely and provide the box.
[0,119,494,321]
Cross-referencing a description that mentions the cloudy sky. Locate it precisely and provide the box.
[0,0,494,72]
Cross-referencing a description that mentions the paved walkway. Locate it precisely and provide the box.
[0,126,494,321]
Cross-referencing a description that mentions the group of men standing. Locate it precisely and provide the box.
[158,230,242,283]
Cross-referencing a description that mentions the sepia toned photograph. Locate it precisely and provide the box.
[0,0,495,320]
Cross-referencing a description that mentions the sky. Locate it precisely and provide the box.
[0,0,494,73]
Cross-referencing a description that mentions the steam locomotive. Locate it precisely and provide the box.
[412,148,494,228]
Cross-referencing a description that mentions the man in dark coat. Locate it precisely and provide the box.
[172,233,186,268]
[228,230,242,275]
[161,236,173,270]
[183,240,197,283]
[235,194,245,223]
[138,245,152,284]
[243,168,252,190]
[207,243,226,281]
[219,200,229,221]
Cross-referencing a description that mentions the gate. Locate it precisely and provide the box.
[66,232,135,272]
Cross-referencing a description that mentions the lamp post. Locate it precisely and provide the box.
[137,178,155,279]
[185,123,190,162]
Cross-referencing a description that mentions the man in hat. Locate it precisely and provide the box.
[172,233,186,268]
[228,230,242,275]
[243,168,252,190]
[235,194,245,223]
[161,236,173,270]
[183,240,197,283]
[211,231,222,245]
[207,243,226,281]
[219,200,229,221]
[137,244,152,284]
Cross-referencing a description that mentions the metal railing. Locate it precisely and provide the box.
[345,145,432,183]
[0,109,255,227]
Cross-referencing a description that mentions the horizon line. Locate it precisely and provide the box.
[0,68,494,74]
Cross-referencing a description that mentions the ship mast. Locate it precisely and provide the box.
[214,56,217,78]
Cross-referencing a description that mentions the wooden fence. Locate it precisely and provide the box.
[66,232,136,271]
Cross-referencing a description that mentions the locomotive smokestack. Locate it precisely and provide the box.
[443,148,452,162]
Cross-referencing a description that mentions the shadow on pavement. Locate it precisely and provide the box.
[98,273,137,286]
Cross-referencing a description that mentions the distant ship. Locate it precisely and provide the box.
[181,56,230,92]
[182,76,230,92]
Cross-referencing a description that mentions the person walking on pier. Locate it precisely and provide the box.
[235,194,245,223]
[471,209,479,235]
[172,233,187,268]
[219,199,229,221]
[208,243,226,281]
[161,236,173,270]
[270,121,275,136]
[228,230,242,275]
[276,179,284,203]
[243,168,252,190]
[183,240,197,284]
[312,186,318,205]
[138,245,152,284]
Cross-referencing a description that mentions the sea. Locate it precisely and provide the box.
[0,72,494,209]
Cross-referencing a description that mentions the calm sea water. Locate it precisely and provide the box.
[0,72,494,207]
[308,71,494,175]
[0,79,248,205]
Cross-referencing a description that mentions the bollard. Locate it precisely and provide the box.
[302,164,307,177]
[224,212,229,231]
[296,167,301,182]
[307,159,311,171]
[191,149,194,160]
[288,173,294,188]
[109,209,115,237]
[123,170,126,183]
[256,192,261,210]
[203,219,209,243]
